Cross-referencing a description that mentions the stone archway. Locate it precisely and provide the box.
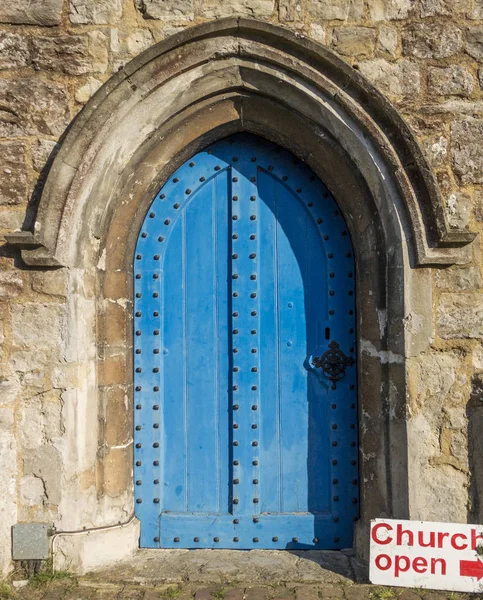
[7,17,474,572]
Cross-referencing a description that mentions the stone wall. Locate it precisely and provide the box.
[1,0,483,577]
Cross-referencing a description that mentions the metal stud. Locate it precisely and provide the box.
[292,537,298,543]
[253,479,258,484]
[250,234,256,240]
[251,405,258,410]
[153,460,159,466]
[253,518,259,523]
[136,499,142,504]
[194,537,200,542]
[233,537,239,542]
[233,404,239,410]
[214,537,220,542]
[233,519,239,524]
[154,498,160,503]
[253,537,259,542]
[313,538,319,543]
[253,460,258,466]
[233,478,239,484]
[136,461,142,466]
[252,441,258,447]
[154,537,160,542]
[272,537,278,542]
[233,499,239,504]
[173,536,179,541]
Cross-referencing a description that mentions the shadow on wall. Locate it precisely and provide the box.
[467,372,483,524]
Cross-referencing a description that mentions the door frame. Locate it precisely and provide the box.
[8,18,474,569]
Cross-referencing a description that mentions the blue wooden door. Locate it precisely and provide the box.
[134,134,358,550]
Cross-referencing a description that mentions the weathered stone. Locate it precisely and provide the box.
[0,78,70,137]
[32,31,109,75]
[437,293,483,339]
[428,66,474,97]
[126,30,155,57]
[32,139,59,173]
[0,0,63,26]
[135,0,195,19]
[358,59,420,100]
[473,0,483,18]
[466,27,483,61]
[475,190,483,222]
[332,27,376,57]
[403,23,463,59]
[451,430,467,462]
[32,269,68,296]
[445,192,471,230]
[0,208,24,231]
[200,0,274,18]
[377,25,398,56]
[367,0,416,20]
[0,142,28,206]
[309,24,326,45]
[0,32,30,70]
[0,376,20,405]
[75,77,103,104]
[308,0,363,20]
[12,303,65,348]
[421,135,448,168]
[279,0,304,21]
[318,586,344,598]
[420,0,471,17]
[434,266,483,290]
[451,119,483,184]
[69,0,122,24]
[0,271,23,298]
[23,445,62,504]
[20,474,45,506]
[11,348,60,373]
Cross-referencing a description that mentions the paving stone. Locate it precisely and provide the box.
[195,588,220,600]
[269,587,295,600]
[319,585,344,598]
[398,591,422,600]
[343,586,372,600]
[224,588,245,600]
[294,585,320,600]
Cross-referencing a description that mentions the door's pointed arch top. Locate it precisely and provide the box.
[7,16,475,267]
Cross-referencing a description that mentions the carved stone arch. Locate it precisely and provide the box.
[6,17,476,570]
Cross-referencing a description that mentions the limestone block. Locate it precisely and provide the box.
[0,0,63,26]
[0,142,28,206]
[126,30,155,57]
[377,25,398,57]
[23,445,61,504]
[446,407,467,430]
[75,77,103,104]
[402,23,463,59]
[200,0,274,18]
[31,269,68,297]
[420,0,471,17]
[0,407,16,576]
[332,27,376,58]
[69,0,122,24]
[135,0,194,19]
[466,27,483,61]
[12,303,66,348]
[421,135,448,169]
[451,118,483,185]
[428,65,474,97]
[309,24,326,45]
[308,0,363,20]
[0,376,20,406]
[451,430,468,462]
[445,192,471,230]
[358,59,420,100]
[0,33,30,70]
[475,190,483,222]
[279,0,304,21]
[31,139,58,173]
[0,78,70,137]
[434,266,483,290]
[32,31,109,75]
[20,474,45,506]
[473,0,483,18]
[0,208,24,231]
[0,271,23,298]
[367,0,416,20]
[104,386,131,447]
[413,463,468,522]
[11,348,60,373]
[437,293,483,339]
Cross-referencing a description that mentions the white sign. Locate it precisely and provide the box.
[370,519,483,593]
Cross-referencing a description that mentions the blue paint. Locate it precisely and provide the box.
[134,134,358,550]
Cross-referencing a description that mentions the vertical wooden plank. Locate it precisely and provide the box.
[185,177,223,512]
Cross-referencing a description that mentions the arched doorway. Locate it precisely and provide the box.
[134,134,358,549]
